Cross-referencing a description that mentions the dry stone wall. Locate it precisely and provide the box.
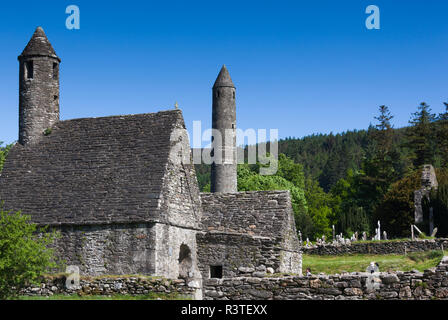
[203,257,448,300]
[22,257,448,300]
[21,276,198,299]
[302,239,448,255]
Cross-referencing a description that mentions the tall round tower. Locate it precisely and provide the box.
[211,65,237,193]
[18,27,61,145]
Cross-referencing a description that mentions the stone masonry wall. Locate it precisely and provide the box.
[203,257,448,300]
[21,276,198,299]
[302,239,448,255]
[199,191,302,276]
[53,223,157,276]
[197,232,286,278]
[22,257,448,300]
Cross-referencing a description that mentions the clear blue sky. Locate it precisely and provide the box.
[1,0,447,146]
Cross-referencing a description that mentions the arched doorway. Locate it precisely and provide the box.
[178,244,192,279]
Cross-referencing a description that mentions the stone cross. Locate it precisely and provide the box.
[377,221,381,240]
[305,237,310,247]
[431,227,438,238]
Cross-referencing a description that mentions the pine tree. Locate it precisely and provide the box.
[407,102,436,168]
[436,102,448,166]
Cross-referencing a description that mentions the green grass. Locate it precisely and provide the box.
[303,250,444,274]
[16,292,191,300]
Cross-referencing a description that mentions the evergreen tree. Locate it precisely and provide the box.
[407,102,436,168]
[436,102,448,167]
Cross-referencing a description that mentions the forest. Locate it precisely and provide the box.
[195,102,448,240]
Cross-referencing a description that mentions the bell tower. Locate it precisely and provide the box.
[18,27,61,145]
[211,65,237,193]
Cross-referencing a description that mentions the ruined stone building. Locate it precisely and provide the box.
[414,164,438,235]
[0,27,302,286]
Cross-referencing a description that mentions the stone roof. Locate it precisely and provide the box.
[200,190,295,238]
[213,65,235,88]
[0,109,185,226]
[19,27,60,61]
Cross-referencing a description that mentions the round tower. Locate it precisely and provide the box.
[211,65,237,193]
[18,27,61,145]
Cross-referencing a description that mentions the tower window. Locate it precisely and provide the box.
[24,61,33,79]
[233,91,235,99]
[216,91,220,98]
[53,63,58,80]
[210,265,223,278]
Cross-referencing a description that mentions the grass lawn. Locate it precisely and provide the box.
[16,292,190,300]
[303,250,444,274]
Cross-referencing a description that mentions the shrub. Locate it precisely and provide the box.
[0,204,60,299]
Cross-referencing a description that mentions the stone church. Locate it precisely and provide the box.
[0,27,302,289]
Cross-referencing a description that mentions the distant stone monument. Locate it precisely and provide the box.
[414,165,438,230]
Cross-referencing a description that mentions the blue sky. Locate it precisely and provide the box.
[1,0,448,146]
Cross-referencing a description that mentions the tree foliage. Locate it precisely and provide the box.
[0,205,59,299]
[0,142,12,173]
[237,154,307,217]
[373,171,421,238]
[406,102,436,167]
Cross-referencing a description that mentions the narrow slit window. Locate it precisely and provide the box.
[25,61,33,79]
[53,63,58,80]
[233,91,235,99]
[210,265,223,278]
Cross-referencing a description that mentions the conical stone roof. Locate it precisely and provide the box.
[213,65,235,88]
[19,27,60,61]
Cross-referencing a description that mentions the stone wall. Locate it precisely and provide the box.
[197,232,294,278]
[21,276,198,299]
[200,191,296,238]
[202,257,448,300]
[21,257,448,300]
[302,239,448,255]
[199,191,302,277]
[52,223,157,276]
